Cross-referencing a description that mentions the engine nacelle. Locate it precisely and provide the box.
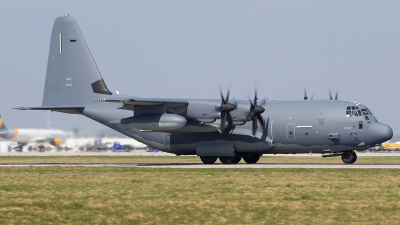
[50,138,62,147]
[110,114,187,132]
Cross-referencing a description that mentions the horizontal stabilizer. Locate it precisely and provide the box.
[16,106,85,114]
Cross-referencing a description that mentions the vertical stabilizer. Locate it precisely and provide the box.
[42,15,112,106]
[0,115,8,132]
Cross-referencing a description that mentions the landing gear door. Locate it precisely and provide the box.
[163,133,177,150]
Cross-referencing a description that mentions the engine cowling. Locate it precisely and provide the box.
[50,138,62,147]
[110,114,187,132]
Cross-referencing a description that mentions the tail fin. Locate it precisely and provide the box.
[42,15,112,106]
[0,115,7,131]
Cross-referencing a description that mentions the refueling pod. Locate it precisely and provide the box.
[110,114,187,132]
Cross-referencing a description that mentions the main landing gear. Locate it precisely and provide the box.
[199,154,261,164]
[200,156,218,164]
[242,154,261,164]
[341,150,357,164]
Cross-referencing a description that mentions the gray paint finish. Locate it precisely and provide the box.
[20,16,393,164]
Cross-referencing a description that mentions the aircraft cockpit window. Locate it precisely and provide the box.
[361,109,368,115]
[366,108,378,122]
[360,109,370,121]
[346,107,351,116]
[346,106,362,117]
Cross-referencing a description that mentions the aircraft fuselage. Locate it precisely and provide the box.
[81,99,391,156]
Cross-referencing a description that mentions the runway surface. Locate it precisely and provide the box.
[2,151,400,157]
[1,163,399,169]
[1,151,399,168]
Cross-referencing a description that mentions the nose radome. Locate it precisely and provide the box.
[368,122,393,145]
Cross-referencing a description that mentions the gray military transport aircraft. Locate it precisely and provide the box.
[18,16,393,164]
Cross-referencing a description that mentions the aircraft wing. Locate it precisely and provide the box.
[97,96,189,113]
[17,97,189,114]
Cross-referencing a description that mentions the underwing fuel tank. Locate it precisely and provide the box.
[110,114,187,132]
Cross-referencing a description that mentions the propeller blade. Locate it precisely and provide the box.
[225,89,230,104]
[254,89,257,106]
[335,89,338,100]
[249,88,266,136]
[220,88,226,104]
[329,88,332,100]
[220,112,226,130]
[256,114,265,128]
[304,87,308,100]
[226,112,233,131]
[252,118,257,136]
[218,87,236,132]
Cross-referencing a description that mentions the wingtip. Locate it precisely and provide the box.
[13,107,31,110]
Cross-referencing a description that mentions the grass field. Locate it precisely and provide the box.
[0,155,399,164]
[0,165,400,224]
[0,155,399,224]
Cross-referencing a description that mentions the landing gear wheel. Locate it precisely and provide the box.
[200,156,217,164]
[243,154,261,164]
[350,151,357,163]
[219,156,239,164]
[341,151,357,164]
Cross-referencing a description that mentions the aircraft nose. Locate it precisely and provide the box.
[368,122,393,145]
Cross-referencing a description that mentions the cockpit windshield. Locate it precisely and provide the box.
[346,106,377,122]
[346,106,361,117]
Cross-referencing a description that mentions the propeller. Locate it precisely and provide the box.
[248,89,266,136]
[304,87,308,100]
[329,88,338,100]
[304,87,315,100]
[218,88,236,132]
